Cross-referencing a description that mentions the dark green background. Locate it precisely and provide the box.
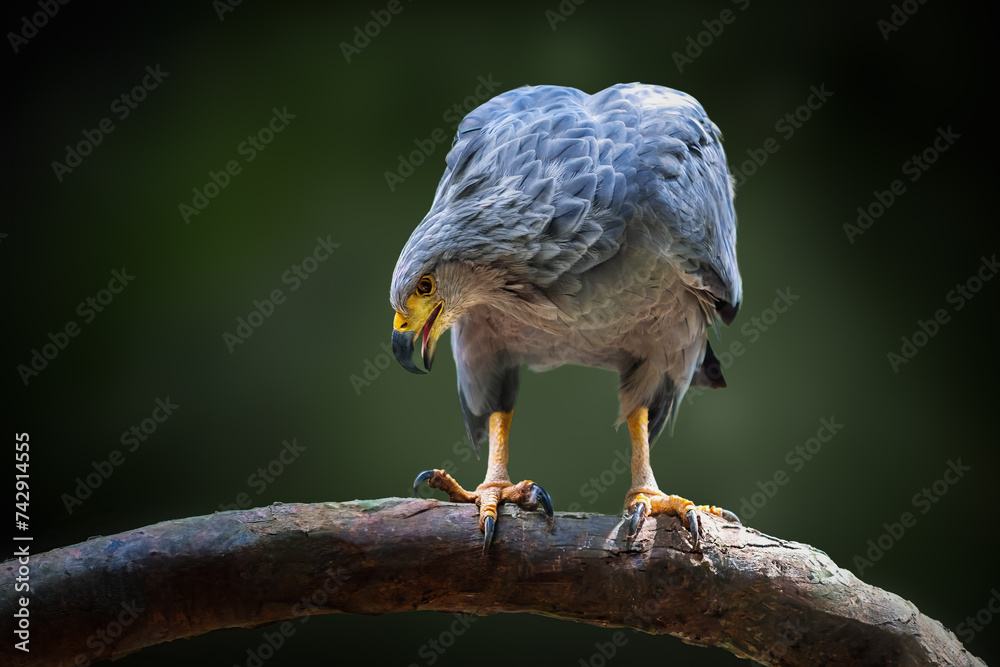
[4,0,997,665]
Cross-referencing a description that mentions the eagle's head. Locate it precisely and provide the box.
[390,248,509,375]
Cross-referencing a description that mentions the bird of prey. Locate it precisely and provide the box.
[390,83,742,550]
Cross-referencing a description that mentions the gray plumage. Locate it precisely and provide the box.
[391,83,741,451]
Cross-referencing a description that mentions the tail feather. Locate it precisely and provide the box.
[691,340,726,389]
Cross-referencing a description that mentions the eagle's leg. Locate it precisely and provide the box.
[413,410,553,551]
[474,411,554,550]
[623,406,739,546]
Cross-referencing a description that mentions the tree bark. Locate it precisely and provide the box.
[0,498,983,666]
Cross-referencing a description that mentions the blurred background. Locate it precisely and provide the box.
[3,0,997,664]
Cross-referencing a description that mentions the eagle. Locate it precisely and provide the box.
[390,83,742,550]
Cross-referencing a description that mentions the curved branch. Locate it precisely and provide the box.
[0,499,983,666]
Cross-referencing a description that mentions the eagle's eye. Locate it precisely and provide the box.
[416,275,435,296]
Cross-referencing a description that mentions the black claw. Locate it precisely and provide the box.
[412,470,435,497]
[686,508,701,546]
[483,515,495,552]
[720,509,741,524]
[626,501,647,540]
[531,483,554,518]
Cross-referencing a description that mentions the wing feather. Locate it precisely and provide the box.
[397,83,739,323]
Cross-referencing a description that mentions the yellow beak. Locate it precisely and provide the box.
[391,299,443,374]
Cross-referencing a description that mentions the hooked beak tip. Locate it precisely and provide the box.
[393,303,442,375]
[391,328,426,375]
